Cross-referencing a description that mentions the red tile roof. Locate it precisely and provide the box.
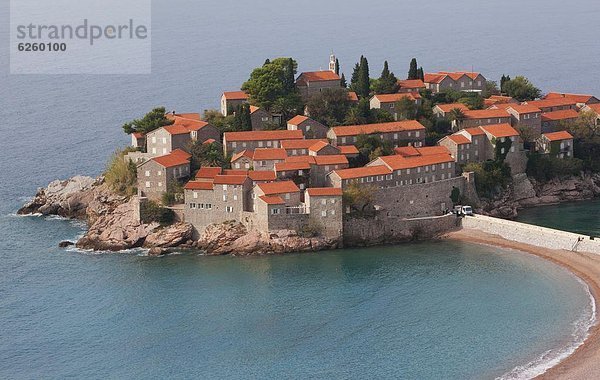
[525,98,577,109]
[449,135,471,145]
[203,138,217,145]
[213,175,248,185]
[287,115,309,125]
[168,113,201,121]
[170,115,211,131]
[585,103,600,114]
[249,105,260,114]
[132,132,144,138]
[224,130,303,142]
[373,93,421,103]
[425,71,481,83]
[259,195,285,205]
[308,141,331,152]
[330,120,425,137]
[152,149,191,168]
[338,145,359,155]
[331,165,392,180]
[257,181,300,195]
[394,146,420,156]
[376,153,454,170]
[463,109,511,119]
[313,155,349,166]
[184,181,214,190]
[222,91,249,100]
[249,170,277,181]
[397,79,425,89]
[163,124,192,135]
[543,131,574,141]
[435,103,469,113]
[195,167,222,179]
[306,187,343,196]
[285,155,316,164]
[223,169,249,175]
[231,150,254,162]
[275,161,311,171]
[297,71,341,83]
[503,104,541,114]
[418,146,452,155]
[252,148,287,161]
[544,92,597,104]
[347,91,359,102]
[281,139,328,149]
[463,127,486,136]
[481,123,519,138]
[541,109,579,122]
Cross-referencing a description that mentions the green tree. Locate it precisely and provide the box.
[342,183,377,215]
[350,62,360,90]
[350,56,371,98]
[335,58,340,75]
[448,108,466,130]
[408,58,419,80]
[458,94,484,110]
[122,107,173,135]
[417,67,424,81]
[482,81,500,98]
[241,57,302,114]
[189,140,228,171]
[305,88,351,126]
[500,74,511,93]
[104,149,138,196]
[395,97,418,120]
[373,61,398,94]
[340,73,347,88]
[502,76,541,101]
[233,103,252,131]
[352,134,393,167]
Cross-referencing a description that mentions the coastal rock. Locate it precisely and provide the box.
[197,221,340,256]
[148,247,167,256]
[143,223,193,248]
[58,241,75,248]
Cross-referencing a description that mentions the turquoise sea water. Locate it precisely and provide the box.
[2,0,600,378]
[516,199,600,237]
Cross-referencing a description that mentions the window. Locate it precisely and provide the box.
[233,194,238,201]
[145,181,150,188]
[258,141,263,147]
[330,199,335,204]
[190,203,196,209]
[330,210,336,216]
[162,137,167,144]
[232,142,237,148]
[145,170,150,177]
[151,136,156,143]
[206,204,212,210]
[193,192,198,199]
[157,171,162,176]
[242,142,247,148]
[158,182,162,187]
[271,208,280,215]
[226,206,233,213]
[235,163,240,169]
[152,148,157,154]
[245,163,250,169]
[321,211,327,217]
[292,149,297,155]
[341,137,346,144]
[321,199,326,205]
[415,131,420,137]
[262,117,269,122]
[285,193,290,200]
[306,125,311,131]
[386,174,393,180]
[267,141,272,147]
[406,168,411,174]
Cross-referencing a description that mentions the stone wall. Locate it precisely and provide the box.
[344,213,461,247]
[462,214,600,254]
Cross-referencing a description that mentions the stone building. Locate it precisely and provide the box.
[287,115,328,139]
[424,72,486,93]
[221,91,249,116]
[536,131,574,158]
[369,93,422,120]
[145,115,220,156]
[500,104,542,136]
[543,92,600,108]
[397,79,425,93]
[281,139,328,156]
[483,95,518,107]
[305,188,343,239]
[541,109,579,132]
[138,149,191,202]
[249,106,274,130]
[523,98,578,113]
[296,71,342,100]
[457,109,512,130]
[432,103,469,119]
[327,120,426,147]
[223,130,304,155]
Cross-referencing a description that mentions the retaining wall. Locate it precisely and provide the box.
[462,214,600,254]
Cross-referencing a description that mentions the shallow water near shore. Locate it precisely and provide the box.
[0,213,594,379]
[516,199,600,237]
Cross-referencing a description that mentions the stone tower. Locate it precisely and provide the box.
[329,54,336,73]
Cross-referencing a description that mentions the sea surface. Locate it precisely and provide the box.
[2,0,600,378]
[516,199,600,237]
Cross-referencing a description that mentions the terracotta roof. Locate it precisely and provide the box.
[222,91,248,100]
[338,145,359,155]
[330,120,425,137]
[348,91,359,102]
[435,103,469,113]
[585,103,600,114]
[306,187,343,196]
[425,71,481,83]
[258,195,285,205]
[481,123,519,138]
[373,93,421,103]
[163,124,192,135]
[488,95,514,102]
[504,104,541,114]
[184,181,213,190]
[397,79,425,89]
[308,141,331,152]
[330,165,392,180]
[224,130,303,142]
[257,181,300,195]
[449,135,471,145]
[132,132,144,138]
[170,115,211,131]
[213,175,248,185]
[275,161,311,171]
[377,153,454,170]
[249,105,260,114]
[281,139,328,149]
[152,149,191,168]
[248,171,277,181]
[231,150,254,162]
[544,92,597,104]
[203,138,217,145]
[463,127,486,136]
[297,71,341,83]
[417,146,452,155]
[541,109,579,122]
[195,167,222,179]
[285,155,316,164]
[252,148,287,161]
[223,169,249,176]
[394,146,420,156]
[168,113,201,121]
[287,115,309,125]
[313,155,348,166]
[543,131,574,141]
[525,98,577,109]
[463,109,511,119]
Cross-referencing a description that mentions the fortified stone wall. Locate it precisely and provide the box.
[462,214,600,254]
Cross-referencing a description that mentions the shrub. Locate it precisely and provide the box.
[104,149,137,196]
[463,161,511,198]
[527,153,583,182]
[140,201,175,226]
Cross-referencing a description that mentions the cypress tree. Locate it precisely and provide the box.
[350,62,360,90]
[263,59,270,66]
[340,73,347,88]
[375,61,398,94]
[417,67,424,81]
[408,58,418,80]
[335,58,340,75]
[357,56,370,98]
[283,58,296,93]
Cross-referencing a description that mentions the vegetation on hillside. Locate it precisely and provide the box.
[140,200,175,226]
[104,149,138,196]
[122,107,173,135]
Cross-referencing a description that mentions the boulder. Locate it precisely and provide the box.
[143,223,193,248]
[58,241,74,248]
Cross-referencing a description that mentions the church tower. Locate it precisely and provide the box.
[329,53,336,73]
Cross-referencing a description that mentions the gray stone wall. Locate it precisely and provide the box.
[306,195,343,240]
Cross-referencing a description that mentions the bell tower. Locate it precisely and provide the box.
[329,53,336,73]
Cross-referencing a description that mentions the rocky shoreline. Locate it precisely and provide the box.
[18,176,340,256]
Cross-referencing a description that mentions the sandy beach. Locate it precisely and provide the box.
[445,229,600,379]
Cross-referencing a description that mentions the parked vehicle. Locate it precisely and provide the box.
[453,205,474,216]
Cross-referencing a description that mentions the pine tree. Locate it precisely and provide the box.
[340,73,347,88]
[408,58,418,80]
[335,58,340,75]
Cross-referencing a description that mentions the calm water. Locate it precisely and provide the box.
[516,199,600,237]
[2,0,600,378]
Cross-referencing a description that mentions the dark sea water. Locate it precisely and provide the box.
[516,199,600,237]
[2,0,600,378]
